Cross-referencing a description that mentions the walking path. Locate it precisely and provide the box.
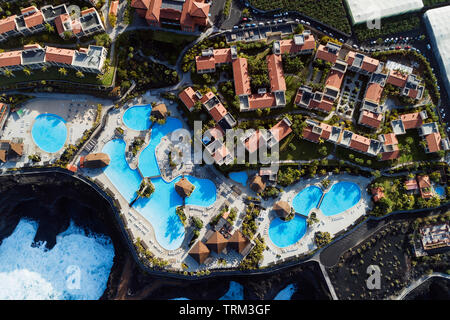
[394,272,450,300]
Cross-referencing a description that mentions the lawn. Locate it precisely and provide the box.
[0,66,114,87]
[280,135,333,160]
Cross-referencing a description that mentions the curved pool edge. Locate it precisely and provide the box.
[31,113,68,154]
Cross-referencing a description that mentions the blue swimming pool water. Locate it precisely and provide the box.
[229,171,248,186]
[268,215,307,248]
[320,182,361,216]
[101,118,216,250]
[292,185,323,216]
[122,105,152,131]
[435,186,445,197]
[138,117,183,177]
[31,114,67,153]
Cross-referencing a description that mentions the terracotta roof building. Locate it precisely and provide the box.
[273,201,292,219]
[205,231,228,254]
[80,153,110,168]
[358,110,383,130]
[371,187,385,202]
[178,87,200,112]
[0,140,23,163]
[228,230,250,255]
[175,177,195,198]
[131,0,211,32]
[151,103,168,119]
[273,31,316,56]
[315,42,341,64]
[249,174,266,193]
[378,133,400,161]
[417,175,433,199]
[346,51,381,74]
[189,241,210,264]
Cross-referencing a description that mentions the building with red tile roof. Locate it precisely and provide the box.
[417,175,433,199]
[364,82,383,104]
[178,87,200,112]
[425,132,442,153]
[267,54,286,92]
[45,46,75,65]
[315,42,341,64]
[248,93,276,110]
[346,51,381,74]
[358,110,383,129]
[405,179,419,191]
[131,0,210,32]
[295,86,335,113]
[109,1,119,16]
[273,31,316,56]
[232,57,251,96]
[378,133,400,161]
[387,69,408,88]
[371,187,385,202]
[196,47,232,73]
[0,50,22,70]
[400,112,425,130]
[0,15,18,42]
[209,103,227,122]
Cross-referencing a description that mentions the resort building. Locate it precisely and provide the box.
[272,31,316,56]
[419,122,449,153]
[386,68,424,101]
[188,241,210,265]
[345,51,382,75]
[195,46,236,74]
[151,103,168,120]
[131,0,211,32]
[323,69,345,101]
[243,118,292,154]
[0,139,23,163]
[417,175,433,199]
[378,133,400,161]
[109,1,119,17]
[0,44,107,74]
[178,86,201,112]
[295,85,335,113]
[205,231,228,254]
[391,111,428,135]
[0,5,104,42]
[371,187,385,202]
[420,223,450,254]
[249,174,266,193]
[228,230,251,256]
[340,131,381,156]
[315,42,341,64]
[302,119,342,144]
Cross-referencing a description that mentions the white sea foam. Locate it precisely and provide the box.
[0,219,115,300]
[274,284,297,300]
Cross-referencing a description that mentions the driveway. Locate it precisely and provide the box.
[220,0,244,30]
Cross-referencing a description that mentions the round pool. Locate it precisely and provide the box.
[122,105,152,131]
[269,215,307,248]
[31,114,67,153]
[320,182,361,216]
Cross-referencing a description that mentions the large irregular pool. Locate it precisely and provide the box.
[268,215,307,248]
[320,182,361,216]
[292,185,323,216]
[122,105,152,131]
[0,219,114,300]
[32,114,67,153]
[102,116,216,250]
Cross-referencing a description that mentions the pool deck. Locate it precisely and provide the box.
[258,174,372,268]
[0,96,105,169]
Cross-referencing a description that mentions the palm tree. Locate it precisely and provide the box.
[3,68,13,78]
[23,68,31,76]
[58,68,68,76]
[75,71,84,78]
[41,65,48,73]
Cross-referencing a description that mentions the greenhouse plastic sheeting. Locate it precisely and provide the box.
[345,0,424,24]
[424,6,450,96]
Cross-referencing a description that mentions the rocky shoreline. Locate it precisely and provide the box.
[0,172,331,300]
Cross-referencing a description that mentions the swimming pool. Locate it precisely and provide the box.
[122,105,152,131]
[292,185,323,216]
[138,117,183,177]
[268,215,307,248]
[320,182,361,216]
[101,118,216,250]
[31,114,67,153]
[435,186,445,197]
[229,171,248,186]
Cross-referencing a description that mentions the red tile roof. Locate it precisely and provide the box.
[178,87,198,111]
[405,179,419,190]
[245,130,262,154]
[381,149,400,161]
[387,69,408,88]
[365,82,383,103]
[232,57,251,96]
[371,187,385,202]
[316,44,339,63]
[325,69,344,90]
[267,54,286,92]
[279,35,315,54]
[131,0,151,9]
[54,14,70,35]
[381,133,398,146]
[109,1,119,16]
[270,119,292,142]
[248,93,276,109]
[400,112,423,130]
[302,122,332,142]
[196,55,216,71]
[360,110,383,129]
[209,103,227,122]
[0,15,17,35]
[349,134,371,153]
[45,46,75,65]
[0,50,22,68]
[425,132,442,153]
[24,10,44,28]
[81,8,97,16]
